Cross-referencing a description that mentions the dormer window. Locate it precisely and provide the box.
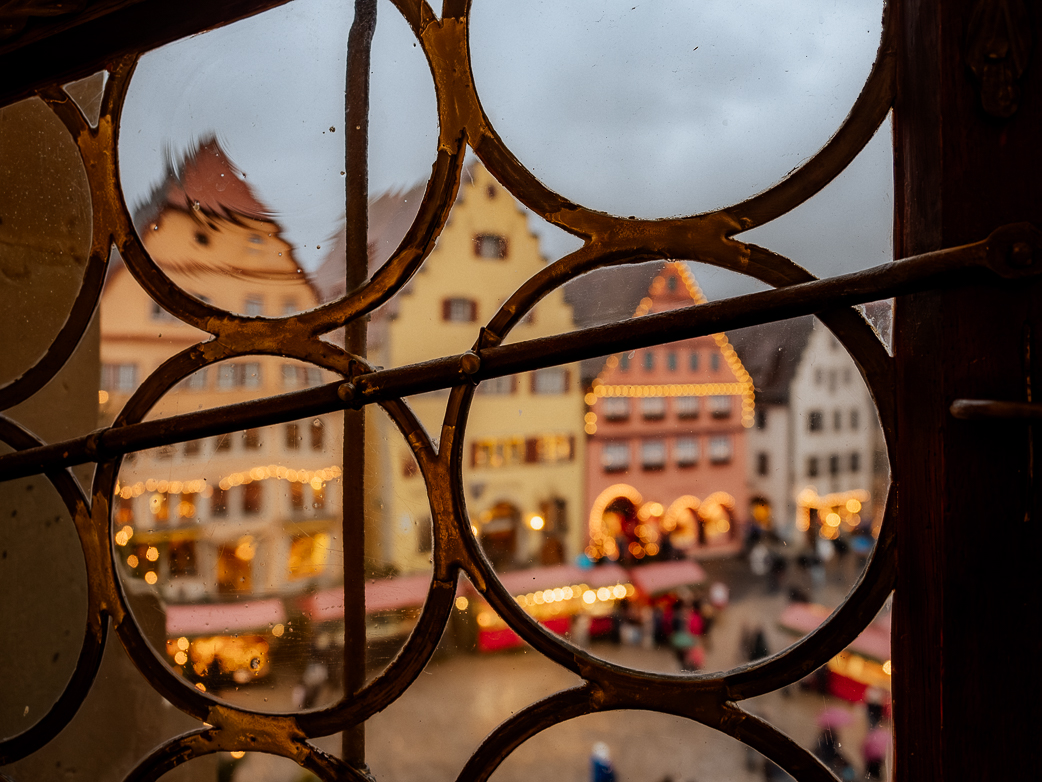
[474,233,507,259]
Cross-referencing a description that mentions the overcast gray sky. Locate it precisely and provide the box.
[118,0,891,300]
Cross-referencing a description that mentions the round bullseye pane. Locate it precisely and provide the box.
[463,290,885,678]
[112,357,434,709]
[0,461,88,741]
[119,0,438,316]
[0,97,92,389]
[470,0,883,219]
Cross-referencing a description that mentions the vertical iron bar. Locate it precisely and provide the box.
[342,0,376,768]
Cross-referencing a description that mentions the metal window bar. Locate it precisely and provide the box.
[0,0,1037,780]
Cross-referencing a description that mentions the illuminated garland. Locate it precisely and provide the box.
[585,262,756,432]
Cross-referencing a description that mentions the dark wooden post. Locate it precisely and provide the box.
[892,0,1042,778]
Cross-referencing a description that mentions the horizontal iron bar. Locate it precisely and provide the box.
[950,399,1042,420]
[0,224,1032,482]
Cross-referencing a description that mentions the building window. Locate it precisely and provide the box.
[755,408,767,430]
[285,423,300,450]
[829,369,838,392]
[443,297,477,322]
[689,351,699,370]
[306,367,324,387]
[708,436,733,464]
[474,233,507,259]
[709,395,732,418]
[193,230,210,246]
[602,397,631,421]
[808,410,824,431]
[531,367,568,394]
[643,352,655,371]
[216,362,261,390]
[168,541,197,577]
[244,296,263,317]
[184,439,202,457]
[282,364,302,389]
[177,492,198,522]
[210,487,228,517]
[674,437,699,467]
[850,452,861,472]
[282,298,298,315]
[815,368,824,385]
[101,363,138,392]
[471,437,524,468]
[675,396,699,419]
[666,275,678,292]
[290,481,305,512]
[242,483,263,515]
[601,442,630,472]
[184,368,207,390]
[287,532,331,579]
[526,434,574,463]
[217,363,237,390]
[243,362,261,389]
[834,409,843,430]
[843,367,852,384]
[312,484,326,511]
[311,420,325,451]
[478,375,515,394]
[641,440,667,470]
[243,428,262,449]
[807,456,820,477]
[151,492,169,523]
[641,397,666,419]
[215,434,232,452]
[850,409,860,430]
[666,352,678,371]
[115,495,134,525]
[757,452,769,476]
[619,353,630,371]
[217,542,251,593]
[829,454,841,476]
[710,353,721,371]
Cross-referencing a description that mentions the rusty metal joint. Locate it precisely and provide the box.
[984,222,1042,278]
[459,350,482,383]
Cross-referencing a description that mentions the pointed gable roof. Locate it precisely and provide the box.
[590,261,756,428]
[133,135,272,231]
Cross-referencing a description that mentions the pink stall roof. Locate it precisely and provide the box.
[465,563,630,597]
[301,573,435,622]
[778,603,891,663]
[628,560,708,596]
[166,598,286,637]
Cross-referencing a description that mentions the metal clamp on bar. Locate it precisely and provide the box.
[950,399,1042,420]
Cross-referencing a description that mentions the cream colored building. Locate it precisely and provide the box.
[100,139,344,621]
[318,163,586,575]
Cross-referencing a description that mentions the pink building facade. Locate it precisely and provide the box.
[584,263,753,563]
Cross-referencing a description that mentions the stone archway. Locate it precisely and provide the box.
[587,484,643,561]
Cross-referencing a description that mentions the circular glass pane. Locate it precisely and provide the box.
[471,0,883,218]
[0,459,88,740]
[0,97,92,390]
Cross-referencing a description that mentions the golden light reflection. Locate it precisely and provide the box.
[272,624,285,638]
[127,554,139,568]
[144,571,158,584]
[528,515,545,531]
[455,596,469,611]
[145,546,159,562]
[234,536,256,562]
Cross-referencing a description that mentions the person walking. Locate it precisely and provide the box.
[590,742,616,782]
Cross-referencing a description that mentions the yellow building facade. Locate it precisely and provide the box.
[364,164,586,575]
